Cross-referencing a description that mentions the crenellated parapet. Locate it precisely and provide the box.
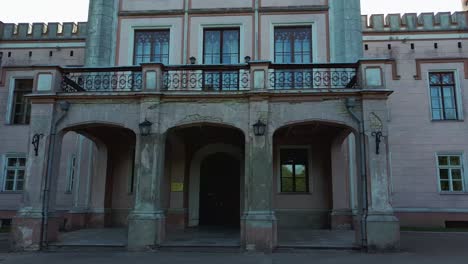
[0,22,87,40]
[362,12,468,33]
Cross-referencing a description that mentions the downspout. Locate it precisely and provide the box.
[183,0,189,63]
[345,97,368,249]
[40,101,70,250]
[254,0,259,60]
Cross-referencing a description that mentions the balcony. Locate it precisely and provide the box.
[58,62,360,94]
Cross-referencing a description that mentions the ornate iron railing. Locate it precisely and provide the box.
[61,66,143,92]
[163,65,250,91]
[268,63,358,90]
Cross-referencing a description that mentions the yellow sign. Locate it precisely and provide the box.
[171,182,184,192]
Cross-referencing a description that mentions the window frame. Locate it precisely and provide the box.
[202,27,241,65]
[6,77,33,125]
[132,28,171,65]
[277,146,312,194]
[201,27,242,90]
[273,26,313,64]
[427,70,463,121]
[270,22,317,63]
[3,154,26,192]
[436,153,466,193]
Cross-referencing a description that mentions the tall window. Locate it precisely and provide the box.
[274,27,312,64]
[280,148,309,193]
[273,27,312,89]
[134,30,170,65]
[11,79,33,125]
[66,155,77,193]
[203,28,240,90]
[429,72,458,120]
[4,156,26,191]
[437,154,464,192]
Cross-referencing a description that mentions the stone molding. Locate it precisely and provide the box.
[362,12,468,33]
[0,22,87,41]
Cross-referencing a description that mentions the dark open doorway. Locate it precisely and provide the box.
[199,153,240,227]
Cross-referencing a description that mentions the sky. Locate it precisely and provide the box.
[0,0,463,23]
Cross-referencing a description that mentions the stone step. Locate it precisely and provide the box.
[46,244,126,252]
[156,244,242,253]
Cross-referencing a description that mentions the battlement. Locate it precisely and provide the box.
[362,12,468,33]
[0,22,87,41]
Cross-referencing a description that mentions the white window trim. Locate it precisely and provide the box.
[197,23,245,65]
[128,25,174,66]
[435,152,467,193]
[427,70,464,121]
[2,153,26,192]
[269,22,319,63]
[276,145,313,194]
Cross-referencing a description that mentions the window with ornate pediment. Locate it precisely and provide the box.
[133,30,170,65]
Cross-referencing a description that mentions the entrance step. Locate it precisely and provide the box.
[275,244,361,253]
[47,244,126,252]
[157,244,242,253]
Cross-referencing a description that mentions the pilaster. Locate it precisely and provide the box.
[128,98,166,250]
[241,98,277,252]
[362,98,400,251]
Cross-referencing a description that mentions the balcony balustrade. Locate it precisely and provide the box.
[61,66,143,92]
[59,63,359,93]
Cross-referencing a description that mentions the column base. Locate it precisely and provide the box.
[127,211,165,250]
[11,212,60,251]
[331,209,354,230]
[241,211,277,253]
[366,213,400,252]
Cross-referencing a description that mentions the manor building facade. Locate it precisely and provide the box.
[0,0,466,252]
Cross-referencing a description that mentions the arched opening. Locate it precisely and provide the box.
[272,121,359,247]
[163,123,245,246]
[51,124,136,246]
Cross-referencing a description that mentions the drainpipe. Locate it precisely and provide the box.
[345,97,368,249]
[40,101,70,250]
[183,0,189,63]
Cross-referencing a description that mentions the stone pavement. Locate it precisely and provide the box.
[0,232,467,264]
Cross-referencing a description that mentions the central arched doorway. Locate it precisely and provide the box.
[199,153,241,227]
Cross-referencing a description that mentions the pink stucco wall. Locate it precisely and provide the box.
[364,30,468,218]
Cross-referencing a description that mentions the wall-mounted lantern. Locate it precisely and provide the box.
[189,56,197,65]
[244,56,251,64]
[370,112,384,155]
[32,133,44,156]
[139,119,153,136]
[253,120,266,136]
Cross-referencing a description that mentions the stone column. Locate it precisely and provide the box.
[11,103,62,251]
[241,98,277,252]
[127,98,166,250]
[362,96,400,251]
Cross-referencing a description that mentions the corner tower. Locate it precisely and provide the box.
[85,0,119,66]
[329,0,363,63]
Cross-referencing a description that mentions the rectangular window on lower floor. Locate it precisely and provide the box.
[66,155,77,193]
[437,154,465,192]
[3,155,26,191]
[280,148,309,193]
